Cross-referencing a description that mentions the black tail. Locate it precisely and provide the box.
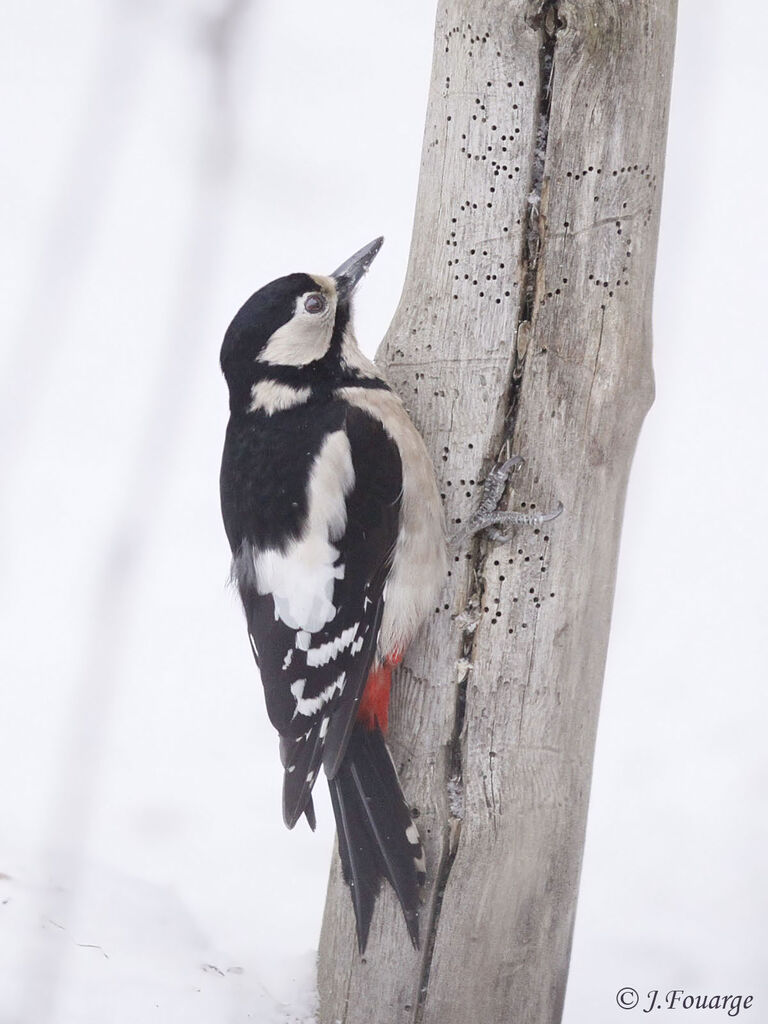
[327,722,425,952]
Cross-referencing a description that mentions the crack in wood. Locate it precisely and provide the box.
[414,5,562,1020]
[413,655,469,1022]
[508,0,562,434]
[318,2,675,1016]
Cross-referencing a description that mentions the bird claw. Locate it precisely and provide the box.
[455,454,563,545]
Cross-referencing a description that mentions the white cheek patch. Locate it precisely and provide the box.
[253,430,355,633]
[258,285,336,366]
[249,380,311,413]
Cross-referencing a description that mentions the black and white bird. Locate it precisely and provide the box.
[219,238,447,951]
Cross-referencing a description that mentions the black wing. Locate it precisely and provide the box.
[233,403,402,828]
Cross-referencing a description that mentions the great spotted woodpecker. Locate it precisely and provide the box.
[219,238,447,951]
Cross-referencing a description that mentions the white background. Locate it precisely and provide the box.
[0,1,766,1021]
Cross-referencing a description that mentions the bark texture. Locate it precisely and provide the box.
[318,2,677,1022]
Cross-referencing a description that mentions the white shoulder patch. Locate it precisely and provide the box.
[253,430,355,632]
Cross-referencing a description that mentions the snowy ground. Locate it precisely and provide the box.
[1,1,766,1021]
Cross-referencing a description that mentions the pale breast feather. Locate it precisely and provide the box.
[337,386,447,658]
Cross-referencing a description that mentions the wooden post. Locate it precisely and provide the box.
[318,2,677,1021]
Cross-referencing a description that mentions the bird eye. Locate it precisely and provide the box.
[304,293,326,314]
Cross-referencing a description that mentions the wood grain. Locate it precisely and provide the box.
[318,3,677,1021]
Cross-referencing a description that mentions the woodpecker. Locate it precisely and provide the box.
[219,238,447,951]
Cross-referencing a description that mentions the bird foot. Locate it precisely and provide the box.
[456,455,563,544]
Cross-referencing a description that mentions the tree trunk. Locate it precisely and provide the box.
[318,2,677,1022]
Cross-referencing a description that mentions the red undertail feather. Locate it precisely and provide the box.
[356,650,401,732]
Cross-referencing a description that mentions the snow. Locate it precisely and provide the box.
[1,0,767,1021]
[0,856,318,1024]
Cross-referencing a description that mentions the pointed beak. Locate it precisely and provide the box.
[331,236,383,301]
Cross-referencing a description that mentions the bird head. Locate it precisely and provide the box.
[220,237,383,411]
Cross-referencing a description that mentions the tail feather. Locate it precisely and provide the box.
[280,728,324,830]
[303,794,316,831]
[328,773,379,951]
[328,722,424,952]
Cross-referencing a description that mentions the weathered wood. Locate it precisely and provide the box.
[318,2,677,1022]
